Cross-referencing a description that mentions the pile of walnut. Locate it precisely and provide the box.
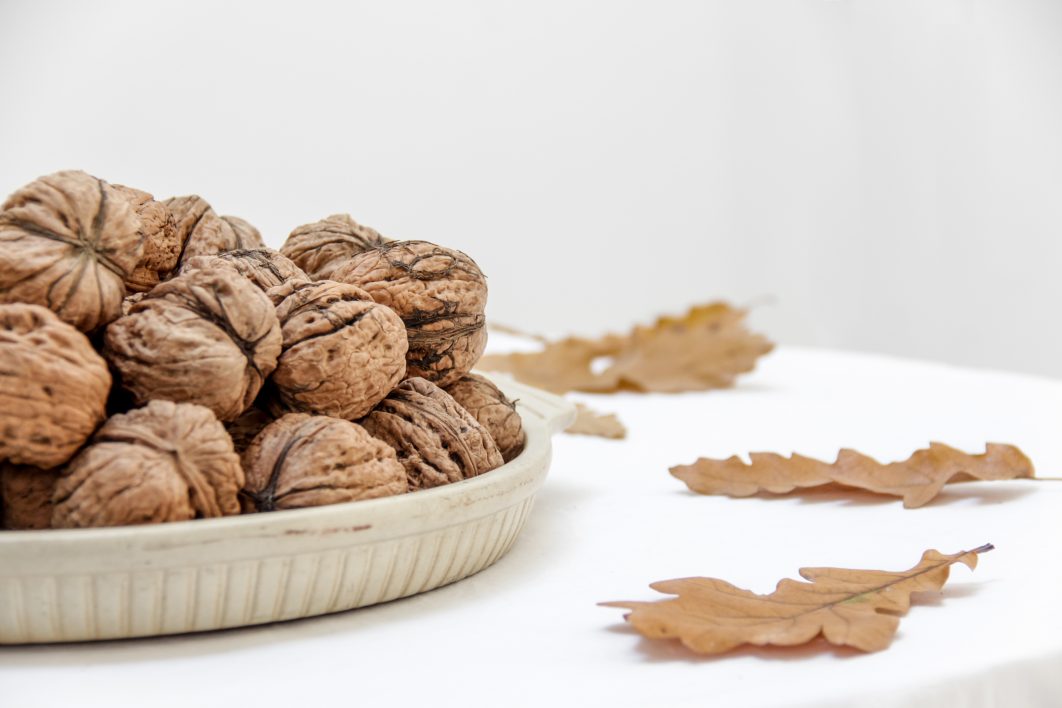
[0,170,524,530]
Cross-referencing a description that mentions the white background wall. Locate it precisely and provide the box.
[1,1,1060,376]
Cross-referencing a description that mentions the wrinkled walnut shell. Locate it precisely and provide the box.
[182,249,308,292]
[240,413,406,511]
[52,400,244,528]
[280,213,389,280]
[332,241,487,387]
[0,464,60,530]
[0,304,111,468]
[361,377,503,490]
[165,195,264,266]
[113,184,180,294]
[0,170,143,331]
[104,266,282,421]
[271,280,407,420]
[445,374,525,463]
[221,215,264,250]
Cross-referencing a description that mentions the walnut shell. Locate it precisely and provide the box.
[104,266,282,421]
[220,215,264,249]
[226,406,274,454]
[361,377,503,490]
[165,195,264,266]
[0,464,60,530]
[280,213,389,280]
[271,280,407,420]
[52,400,243,528]
[445,374,525,463]
[113,185,180,293]
[332,241,488,387]
[0,170,143,331]
[0,304,111,468]
[240,413,406,511]
[182,249,308,292]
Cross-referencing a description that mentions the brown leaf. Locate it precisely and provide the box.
[602,544,991,654]
[478,303,773,394]
[566,404,627,439]
[671,442,1034,508]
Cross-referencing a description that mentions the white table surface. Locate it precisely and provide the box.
[2,344,1062,708]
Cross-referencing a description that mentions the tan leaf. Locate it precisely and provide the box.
[566,404,627,439]
[671,442,1034,508]
[478,303,773,394]
[602,544,991,654]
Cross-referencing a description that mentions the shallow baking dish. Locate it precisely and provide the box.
[0,375,574,644]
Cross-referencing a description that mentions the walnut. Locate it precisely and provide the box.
[220,215,264,249]
[240,413,406,512]
[280,213,389,280]
[113,185,180,293]
[332,241,488,387]
[361,377,503,490]
[445,374,525,462]
[182,249,308,292]
[0,170,143,331]
[164,195,264,265]
[0,304,111,468]
[104,266,282,421]
[226,407,274,454]
[52,400,243,528]
[270,280,407,420]
[0,464,60,530]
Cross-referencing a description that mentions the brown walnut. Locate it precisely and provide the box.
[0,304,111,468]
[280,213,389,280]
[445,373,525,463]
[182,249,308,292]
[165,195,264,266]
[104,266,282,421]
[361,377,503,490]
[0,170,143,331]
[332,241,488,387]
[220,215,264,249]
[0,464,60,530]
[240,413,406,512]
[270,280,407,420]
[52,400,244,528]
[113,185,180,293]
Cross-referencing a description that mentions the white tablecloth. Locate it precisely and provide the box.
[3,345,1062,707]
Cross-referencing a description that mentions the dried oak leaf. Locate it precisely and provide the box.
[566,403,627,440]
[361,377,503,490]
[0,170,143,331]
[0,464,60,530]
[671,443,1033,509]
[104,265,282,421]
[0,304,112,468]
[445,373,525,462]
[182,249,308,292]
[165,195,264,266]
[52,400,244,528]
[280,213,389,280]
[270,280,407,420]
[478,303,772,394]
[113,184,180,293]
[602,544,991,654]
[240,413,406,512]
[332,240,487,387]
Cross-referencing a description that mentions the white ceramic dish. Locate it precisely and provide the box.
[0,375,574,644]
